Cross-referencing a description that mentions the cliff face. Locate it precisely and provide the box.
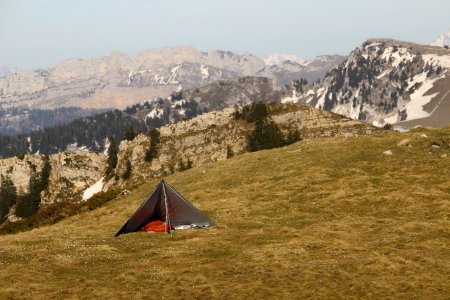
[0,47,266,111]
[44,152,106,204]
[106,104,377,189]
[0,151,105,207]
[0,46,344,113]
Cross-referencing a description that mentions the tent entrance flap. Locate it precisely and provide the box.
[115,180,214,237]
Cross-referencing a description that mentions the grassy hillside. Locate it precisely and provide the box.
[0,127,449,299]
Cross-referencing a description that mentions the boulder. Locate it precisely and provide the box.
[383,150,393,156]
[397,138,410,146]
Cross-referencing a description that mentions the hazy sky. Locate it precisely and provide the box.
[1,0,449,69]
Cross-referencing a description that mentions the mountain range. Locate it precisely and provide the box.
[0,46,344,111]
[283,39,450,129]
[0,47,344,135]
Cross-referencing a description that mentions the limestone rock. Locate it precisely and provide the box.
[397,138,411,146]
[383,150,393,156]
[0,151,105,208]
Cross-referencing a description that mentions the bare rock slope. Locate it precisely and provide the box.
[0,151,105,221]
[106,103,377,190]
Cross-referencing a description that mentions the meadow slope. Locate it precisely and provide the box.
[0,127,449,299]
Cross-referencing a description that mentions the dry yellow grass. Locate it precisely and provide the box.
[0,127,449,299]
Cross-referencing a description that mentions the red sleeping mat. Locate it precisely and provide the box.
[140,220,173,233]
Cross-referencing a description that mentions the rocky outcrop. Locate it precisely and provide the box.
[0,102,377,222]
[0,151,105,207]
[106,104,378,189]
[44,151,105,204]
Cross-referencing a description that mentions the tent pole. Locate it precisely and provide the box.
[162,182,172,236]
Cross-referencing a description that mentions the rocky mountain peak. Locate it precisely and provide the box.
[0,44,343,117]
[282,39,450,129]
[430,29,450,47]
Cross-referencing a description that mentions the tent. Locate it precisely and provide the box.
[115,180,214,236]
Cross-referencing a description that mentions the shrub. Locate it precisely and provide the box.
[0,189,119,235]
[15,194,34,218]
[124,126,140,141]
[226,145,234,159]
[179,159,193,172]
[15,157,51,218]
[105,136,118,177]
[383,123,393,130]
[122,159,132,180]
[145,128,161,162]
[0,175,17,222]
[285,129,302,145]
[233,102,268,123]
[247,120,285,152]
[84,189,120,211]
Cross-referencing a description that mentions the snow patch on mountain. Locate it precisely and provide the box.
[380,46,414,67]
[172,99,187,107]
[422,54,450,68]
[281,90,299,104]
[200,65,209,79]
[390,72,441,122]
[82,177,104,201]
[146,108,164,119]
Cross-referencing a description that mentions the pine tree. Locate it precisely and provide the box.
[15,171,42,218]
[28,171,42,213]
[226,145,234,159]
[14,157,52,218]
[179,159,185,171]
[145,128,161,162]
[105,136,118,177]
[39,155,51,191]
[0,175,17,222]
[247,119,285,152]
[285,129,302,145]
[186,159,193,169]
[122,159,132,180]
[124,126,139,141]
[15,194,34,218]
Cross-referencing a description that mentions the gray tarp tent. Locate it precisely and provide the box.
[115,180,214,236]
